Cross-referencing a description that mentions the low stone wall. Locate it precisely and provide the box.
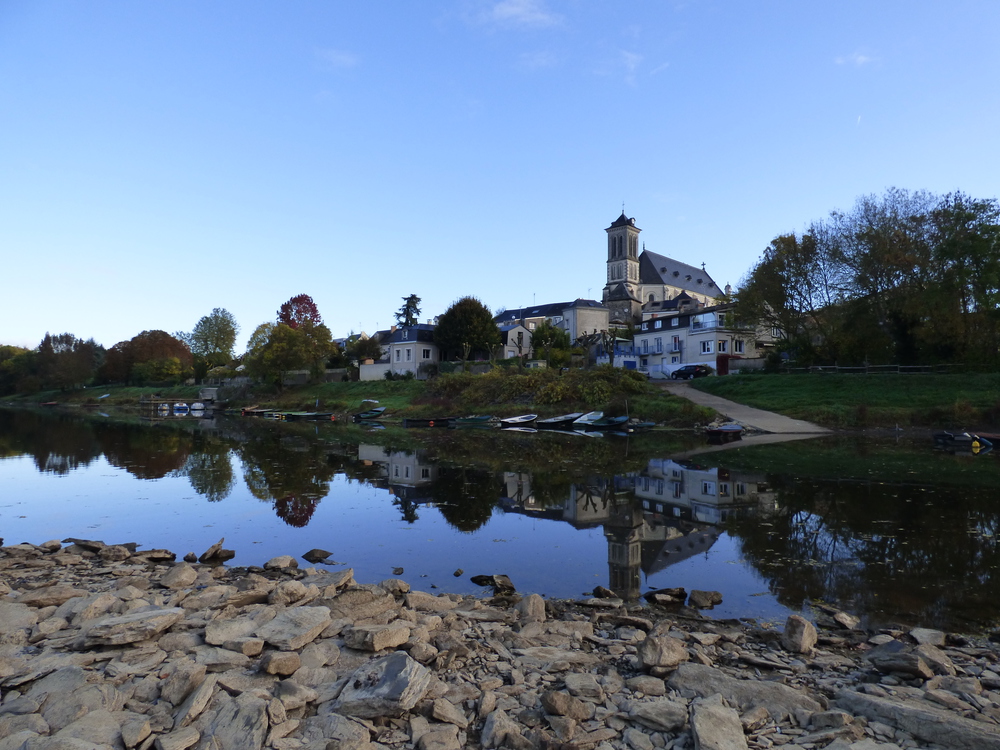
[2,538,999,750]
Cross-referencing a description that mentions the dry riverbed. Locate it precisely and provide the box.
[2,539,1000,750]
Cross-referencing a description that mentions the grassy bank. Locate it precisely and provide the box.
[1,368,716,427]
[693,371,1000,429]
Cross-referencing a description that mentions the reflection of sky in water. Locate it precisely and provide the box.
[0,453,793,622]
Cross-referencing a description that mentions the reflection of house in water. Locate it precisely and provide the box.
[357,445,440,520]
[499,458,776,600]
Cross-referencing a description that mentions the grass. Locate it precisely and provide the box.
[692,372,1000,429]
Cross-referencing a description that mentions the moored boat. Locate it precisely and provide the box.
[536,413,585,430]
[572,411,604,428]
[499,414,537,427]
[353,407,387,422]
[706,423,743,443]
[453,415,498,427]
[933,430,993,455]
[281,411,335,421]
[586,415,629,431]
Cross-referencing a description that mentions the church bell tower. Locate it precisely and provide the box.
[602,212,642,322]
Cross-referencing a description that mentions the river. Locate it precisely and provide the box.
[1,406,997,632]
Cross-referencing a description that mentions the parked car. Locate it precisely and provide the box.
[670,364,714,380]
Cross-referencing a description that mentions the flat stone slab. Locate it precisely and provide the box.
[334,651,431,718]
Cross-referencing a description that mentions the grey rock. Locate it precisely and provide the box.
[264,555,298,570]
[255,606,331,651]
[908,628,946,647]
[334,651,431,718]
[514,593,546,623]
[49,708,122,748]
[668,663,822,719]
[405,591,460,612]
[541,690,593,721]
[204,616,257,646]
[155,725,200,750]
[14,585,89,608]
[870,652,934,680]
[84,607,184,646]
[0,602,39,635]
[302,548,332,564]
[196,692,268,750]
[260,650,301,676]
[689,695,748,750]
[479,709,521,749]
[432,698,470,728]
[638,635,690,670]
[298,712,370,745]
[343,623,411,652]
[173,674,217,728]
[629,698,688,732]
[624,727,655,750]
[781,615,818,654]
[161,564,198,590]
[626,675,666,697]
[564,672,604,702]
[192,645,252,672]
[913,644,956,676]
[688,590,723,609]
[837,688,1000,750]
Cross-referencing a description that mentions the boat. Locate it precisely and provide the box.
[628,420,657,431]
[281,411,335,421]
[586,415,630,431]
[536,413,585,430]
[501,426,537,433]
[190,402,206,411]
[403,417,455,428]
[499,414,537,427]
[706,423,743,443]
[241,406,276,417]
[353,406,387,422]
[453,415,498,427]
[572,411,604,428]
[933,431,993,455]
[173,403,190,413]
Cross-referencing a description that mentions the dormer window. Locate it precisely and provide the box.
[402,330,408,340]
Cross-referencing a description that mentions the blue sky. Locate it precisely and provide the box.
[2,1,998,350]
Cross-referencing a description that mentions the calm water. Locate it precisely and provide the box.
[1,407,998,632]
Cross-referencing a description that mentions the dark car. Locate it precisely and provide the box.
[670,364,714,380]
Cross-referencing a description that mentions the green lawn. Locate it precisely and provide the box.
[693,372,1000,428]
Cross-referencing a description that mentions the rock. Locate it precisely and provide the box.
[668,663,822,718]
[183,553,197,563]
[261,651,301,676]
[689,695,748,750]
[913,643,956,676]
[406,591,460,612]
[0,602,39,635]
[256,607,332,651]
[541,690,593,721]
[80,607,185,646]
[837,688,1000,749]
[833,611,861,630]
[629,698,688,732]
[199,692,268,750]
[98,544,132,562]
[870,651,934,680]
[909,627,946,647]
[334,651,431,718]
[13,585,89,608]
[626,675,666,697]
[264,555,298,570]
[514,593,546,623]
[453,569,463,577]
[564,672,604,702]
[432,698,470,728]
[302,548,332,563]
[159,661,207,706]
[470,574,516,595]
[173,674,217,728]
[480,709,521,749]
[161,564,198,590]
[269,580,308,606]
[343,623,411,652]
[638,635,689,670]
[688,590,723,608]
[643,587,687,603]
[782,614,818,654]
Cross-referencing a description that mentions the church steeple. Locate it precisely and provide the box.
[605,212,641,287]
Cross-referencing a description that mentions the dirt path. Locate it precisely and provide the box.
[659,381,830,435]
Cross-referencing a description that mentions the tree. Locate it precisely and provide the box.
[529,320,570,366]
[395,294,422,327]
[277,294,322,330]
[347,334,385,363]
[97,330,192,385]
[433,296,501,364]
[36,333,104,390]
[188,308,239,366]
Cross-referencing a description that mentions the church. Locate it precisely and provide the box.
[601,212,725,324]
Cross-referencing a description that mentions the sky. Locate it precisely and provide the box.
[2,1,999,350]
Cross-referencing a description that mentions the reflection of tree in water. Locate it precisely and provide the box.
[177,434,235,502]
[392,494,420,524]
[526,472,575,509]
[727,477,1000,629]
[237,436,336,527]
[431,467,501,533]
[0,410,102,474]
[100,424,192,479]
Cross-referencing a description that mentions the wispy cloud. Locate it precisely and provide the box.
[484,0,560,29]
[316,48,359,70]
[649,61,670,75]
[517,50,558,69]
[621,51,642,86]
[835,51,876,67]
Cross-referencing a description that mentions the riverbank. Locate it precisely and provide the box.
[3,538,999,750]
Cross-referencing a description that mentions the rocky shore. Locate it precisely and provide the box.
[2,539,1000,750]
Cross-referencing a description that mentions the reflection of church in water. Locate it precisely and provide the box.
[353,444,776,601]
[500,458,776,600]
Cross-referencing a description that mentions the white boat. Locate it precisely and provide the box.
[173,403,189,413]
[572,411,604,427]
[499,414,537,427]
[190,402,206,411]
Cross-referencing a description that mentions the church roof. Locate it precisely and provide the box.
[639,250,720,296]
[607,212,637,229]
[494,299,607,324]
[604,283,640,303]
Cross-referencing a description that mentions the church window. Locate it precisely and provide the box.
[648,294,654,302]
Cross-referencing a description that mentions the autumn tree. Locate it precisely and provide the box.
[433,296,501,364]
[37,333,104,390]
[187,308,240,367]
[277,294,322,330]
[98,330,193,385]
[395,294,422,327]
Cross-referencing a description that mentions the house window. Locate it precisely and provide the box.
[718,314,727,327]
[654,337,662,352]
[655,320,662,329]
[718,340,728,353]
[528,322,536,330]
[405,466,410,478]
[700,340,714,354]
[422,349,431,359]
[671,356,679,364]
[403,330,408,340]
[671,318,678,327]
[733,340,744,354]
[719,483,730,497]
[702,481,716,495]
[642,340,648,353]
[735,482,747,496]
[640,358,648,366]
[772,327,782,338]
[395,350,401,362]
[405,348,411,361]
[421,468,430,479]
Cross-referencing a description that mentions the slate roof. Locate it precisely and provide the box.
[607,212,638,229]
[493,299,607,324]
[604,283,640,303]
[387,324,436,344]
[639,250,720,295]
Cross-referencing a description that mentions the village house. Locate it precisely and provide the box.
[493,299,609,344]
[359,324,441,381]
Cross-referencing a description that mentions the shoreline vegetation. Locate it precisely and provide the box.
[2,538,1000,750]
[3,370,1000,431]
